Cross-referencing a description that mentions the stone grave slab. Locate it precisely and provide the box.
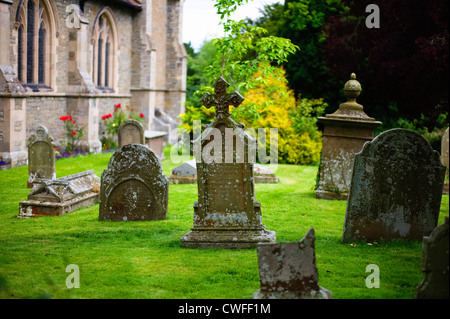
[415,217,449,299]
[180,77,276,248]
[343,128,446,241]
[99,144,168,221]
[27,126,56,188]
[19,170,100,217]
[145,130,167,160]
[253,228,332,299]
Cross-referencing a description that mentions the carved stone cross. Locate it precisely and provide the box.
[200,77,244,118]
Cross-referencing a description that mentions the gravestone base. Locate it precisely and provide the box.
[169,175,197,184]
[18,192,99,218]
[315,189,348,201]
[180,228,276,249]
[254,175,279,184]
[253,287,332,299]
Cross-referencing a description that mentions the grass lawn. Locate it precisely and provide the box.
[0,147,448,299]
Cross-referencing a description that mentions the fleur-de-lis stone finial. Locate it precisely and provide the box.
[200,77,244,118]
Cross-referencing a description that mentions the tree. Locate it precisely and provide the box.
[234,64,326,165]
[277,0,349,112]
[324,0,449,128]
[181,0,299,131]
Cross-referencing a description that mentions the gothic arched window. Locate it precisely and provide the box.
[15,0,55,89]
[92,9,117,92]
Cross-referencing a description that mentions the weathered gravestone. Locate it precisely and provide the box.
[415,217,449,299]
[99,144,168,221]
[253,228,332,299]
[442,128,449,194]
[169,159,279,184]
[118,119,145,148]
[316,73,381,200]
[180,77,276,248]
[343,129,446,241]
[27,126,56,188]
[19,170,100,217]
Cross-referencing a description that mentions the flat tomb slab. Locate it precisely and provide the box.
[18,170,100,218]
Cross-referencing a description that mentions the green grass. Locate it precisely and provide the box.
[0,147,448,299]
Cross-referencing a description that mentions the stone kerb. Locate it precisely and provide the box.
[343,128,446,241]
[99,144,169,221]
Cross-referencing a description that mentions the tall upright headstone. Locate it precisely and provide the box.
[415,217,449,299]
[441,128,449,194]
[253,228,332,299]
[99,144,169,221]
[180,77,276,248]
[343,129,446,241]
[118,119,145,148]
[27,126,56,188]
[316,73,381,200]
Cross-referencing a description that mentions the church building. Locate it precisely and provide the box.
[0,0,187,167]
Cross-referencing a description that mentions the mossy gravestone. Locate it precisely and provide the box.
[442,127,449,194]
[343,129,446,241]
[27,126,56,188]
[253,228,331,299]
[415,217,449,299]
[99,144,168,221]
[180,77,276,248]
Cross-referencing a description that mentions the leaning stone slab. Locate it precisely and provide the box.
[415,217,449,299]
[343,129,446,241]
[99,144,169,221]
[27,126,56,188]
[169,159,197,184]
[19,170,100,218]
[253,228,332,299]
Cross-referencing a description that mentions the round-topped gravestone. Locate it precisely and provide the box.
[99,144,168,221]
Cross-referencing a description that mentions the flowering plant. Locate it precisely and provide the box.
[100,103,144,150]
[59,115,85,154]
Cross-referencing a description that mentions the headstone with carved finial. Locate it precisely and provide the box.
[315,73,382,200]
[180,77,276,248]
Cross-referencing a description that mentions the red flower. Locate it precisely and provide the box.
[68,115,72,121]
[101,115,106,120]
[60,116,69,121]
[114,103,121,109]
[55,147,58,151]
[72,121,76,124]
[72,131,77,136]
[108,114,112,118]
[139,113,144,118]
